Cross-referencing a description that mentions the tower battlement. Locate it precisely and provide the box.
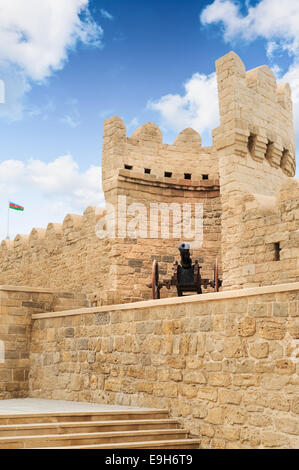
[214,51,295,184]
[213,52,297,290]
[102,117,219,198]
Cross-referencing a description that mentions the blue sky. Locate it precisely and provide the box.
[0,0,299,241]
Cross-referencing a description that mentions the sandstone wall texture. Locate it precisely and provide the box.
[29,284,299,449]
[0,286,87,399]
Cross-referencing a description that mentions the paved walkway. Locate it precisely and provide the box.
[0,398,157,414]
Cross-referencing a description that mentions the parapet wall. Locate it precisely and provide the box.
[0,286,87,399]
[102,117,219,196]
[0,207,120,305]
[29,283,299,449]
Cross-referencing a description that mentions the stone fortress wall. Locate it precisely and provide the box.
[0,51,298,449]
[0,286,88,399]
[28,283,299,449]
[0,51,297,302]
[0,208,117,306]
[0,120,223,305]
[1,282,299,449]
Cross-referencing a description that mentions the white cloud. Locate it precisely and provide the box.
[99,108,114,118]
[148,1,299,152]
[201,0,247,42]
[0,1,103,121]
[0,154,104,211]
[0,155,104,240]
[27,99,56,120]
[0,0,103,82]
[200,0,299,55]
[100,9,114,21]
[148,72,219,137]
[266,41,279,59]
[271,64,283,79]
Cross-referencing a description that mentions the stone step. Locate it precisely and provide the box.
[0,418,179,437]
[0,407,199,449]
[0,429,189,449]
[0,410,169,425]
[44,439,201,449]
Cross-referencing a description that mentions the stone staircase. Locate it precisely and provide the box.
[0,409,200,449]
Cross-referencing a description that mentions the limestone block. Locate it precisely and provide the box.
[258,319,286,340]
[249,342,269,359]
[238,317,256,336]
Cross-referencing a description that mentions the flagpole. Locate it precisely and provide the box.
[6,202,10,240]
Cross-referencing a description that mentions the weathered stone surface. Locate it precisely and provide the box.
[258,320,286,340]
[223,337,247,358]
[218,389,242,405]
[240,428,261,447]
[94,313,110,325]
[238,317,256,337]
[205,407,225,425]
[249,342,269,359]
[209,373,231,387]
[261,431,290,448]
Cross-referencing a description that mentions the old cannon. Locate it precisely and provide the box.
[147,242,222,299]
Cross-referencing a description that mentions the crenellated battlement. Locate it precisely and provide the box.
[0,204,121,302]
[0,206,105,262]
[102,117,218,198]
[214,51,295,185]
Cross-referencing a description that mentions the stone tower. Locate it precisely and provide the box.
[213,51,296,289]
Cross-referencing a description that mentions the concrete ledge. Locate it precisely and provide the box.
[32,282,299,320]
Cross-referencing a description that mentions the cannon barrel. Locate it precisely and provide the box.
[178,242,192,269]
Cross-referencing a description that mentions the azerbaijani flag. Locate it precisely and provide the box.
[9,202,24,211]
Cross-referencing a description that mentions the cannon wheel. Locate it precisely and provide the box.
[152,260,161,299]
[214,258,219,292]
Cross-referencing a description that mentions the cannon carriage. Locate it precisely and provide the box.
[148,242,222,299]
